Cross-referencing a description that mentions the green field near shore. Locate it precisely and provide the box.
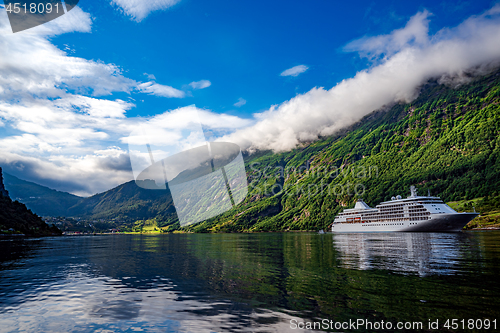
[447,195,500,230]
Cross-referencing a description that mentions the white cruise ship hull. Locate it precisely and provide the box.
[331,213,478,233]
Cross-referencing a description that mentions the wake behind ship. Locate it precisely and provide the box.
[331,186,478,233]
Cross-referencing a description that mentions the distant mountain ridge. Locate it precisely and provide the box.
[3,173,82,217]
[66,180,178,228]
[1,171,179,230]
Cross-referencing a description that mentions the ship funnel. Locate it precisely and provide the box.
[354,200,372,210]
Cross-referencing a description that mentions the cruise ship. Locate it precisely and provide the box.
[331,186,478,232]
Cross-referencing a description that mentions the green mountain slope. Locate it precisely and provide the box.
[3,173,82,217]
[180,69,500,232]
[66,181,178,230]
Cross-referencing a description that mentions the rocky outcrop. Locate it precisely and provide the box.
[0,167,61,235]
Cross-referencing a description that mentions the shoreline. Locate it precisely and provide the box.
[59,227,500,236]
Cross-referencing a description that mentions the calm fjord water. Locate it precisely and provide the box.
[0,232,499,332]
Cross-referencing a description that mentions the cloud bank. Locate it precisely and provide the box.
[111,0,181,22]
[343,10,432,60]
[0,6,235,196]
[224,6,500,152]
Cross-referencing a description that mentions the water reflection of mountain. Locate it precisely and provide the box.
[331,233,483,276]
[1,233,499,332]
[85,234,301,332]
[85,233,498,326]
[87,233,499,324]
[0,238,40,265]
[0,235,307,333]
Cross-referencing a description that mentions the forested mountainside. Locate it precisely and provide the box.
[66,180,178,226]
[5,69,500,233]
[0,168,61,236]
[180,68,500,232]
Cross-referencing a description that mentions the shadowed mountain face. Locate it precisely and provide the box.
[3,173,82,217]
[0,168,61,235]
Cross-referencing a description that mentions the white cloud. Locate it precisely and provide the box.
[0,5,249,195]
[224,6,500,153]
[144,73,156,80]
[0,4,183,195]
[0,10,135,100]
[280,65,309,77]
[234,98,246,107]
[0,5,92,36]
[344,10,432,60]
[125,105,252,185]
[196,109,251,130]
[0,97,250,195]
[111,0,181,22]
[189,80,212,90]
[0,3,252,196]
[0,150,133,196]
[0,88,138,196]
[137,81,186,98]
[123,106,251,145]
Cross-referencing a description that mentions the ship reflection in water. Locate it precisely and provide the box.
[332,232,482,276]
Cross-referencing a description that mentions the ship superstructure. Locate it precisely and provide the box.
[331,186,478,232]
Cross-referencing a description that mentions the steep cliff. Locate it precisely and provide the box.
[0,167,61,235]
[0,167,8,198]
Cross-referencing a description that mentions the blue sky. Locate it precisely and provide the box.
[0,0,499,195]
[52,0,496,117]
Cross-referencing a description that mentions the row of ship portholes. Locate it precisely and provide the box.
[363,223,408,226]
[342,218,426,224]
[358,221,422,227]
